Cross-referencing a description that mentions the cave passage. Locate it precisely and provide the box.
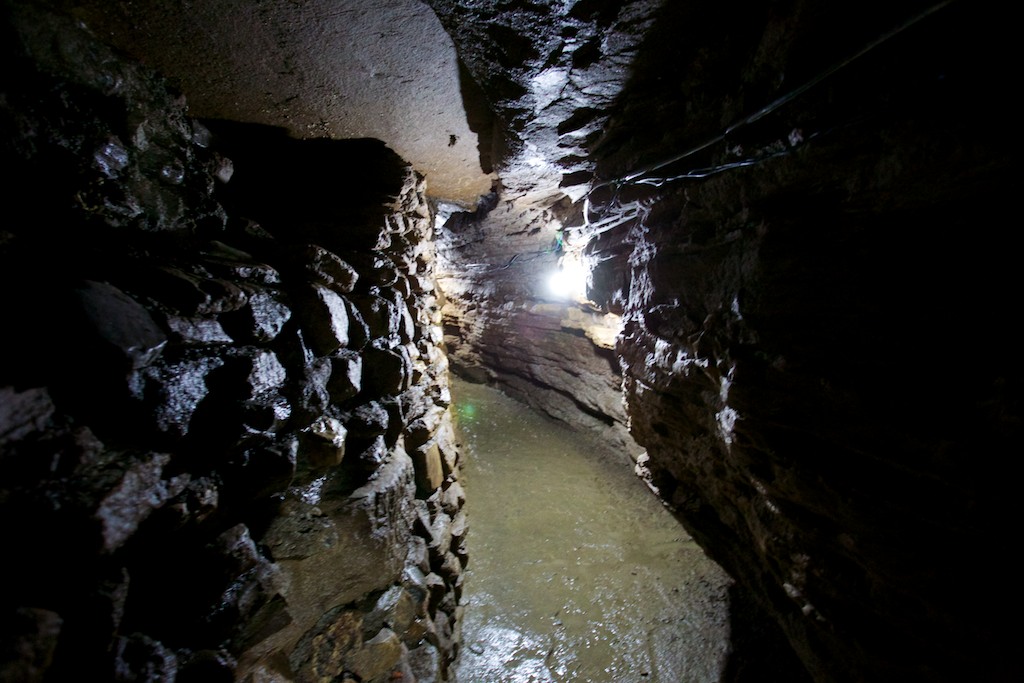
[450,378,731,682]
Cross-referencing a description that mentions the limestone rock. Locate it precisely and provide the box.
[72,280,167,370]
[289,357,332,426]
[70,450,188,552]
[327,351,362,404]
[162,315,234,345]
[298,244,358,293]
[294,285,350,356]
[298,417,346,470]
[360,345,412,399]
[341,297,371,351]
[411,443,444,498]
[350,294,399,343]
[128,353,225,439]
[220,288,291,344]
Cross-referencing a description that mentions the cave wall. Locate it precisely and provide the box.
[588,1,1019,682]
[429,0,1019,681]
[428,0,662,459]
[1,5,464,681]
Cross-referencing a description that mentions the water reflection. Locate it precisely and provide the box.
[451,379,731,683]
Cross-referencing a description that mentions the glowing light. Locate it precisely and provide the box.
[546,253,588,300]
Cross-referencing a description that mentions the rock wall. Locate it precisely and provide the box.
[428,0,660,459]
[1,5,464,682]
[431,0,1020,681]
[588,1,1019,682]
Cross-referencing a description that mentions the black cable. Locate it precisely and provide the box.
[586,0,958,197]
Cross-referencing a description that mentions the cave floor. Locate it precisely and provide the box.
[450,378,731,683]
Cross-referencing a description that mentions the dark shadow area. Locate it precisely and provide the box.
[201,120,410,253]
[455,58,500,175]
[722,584,814,683]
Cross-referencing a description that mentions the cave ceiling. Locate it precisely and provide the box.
[58,0,496,206]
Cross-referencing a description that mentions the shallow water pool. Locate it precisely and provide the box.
[451,379,732,683]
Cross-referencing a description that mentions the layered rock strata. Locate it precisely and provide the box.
[1,6,464,682]
[429,0,660,459]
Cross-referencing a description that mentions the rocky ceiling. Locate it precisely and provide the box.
[57,0,494,205]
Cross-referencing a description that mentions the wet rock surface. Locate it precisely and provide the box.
[2,6,464,681]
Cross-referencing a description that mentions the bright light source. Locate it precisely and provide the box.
[546,253,588,300]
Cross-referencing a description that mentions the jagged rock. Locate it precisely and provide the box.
[407,642,440,683]
[239,394,291,437]
[385,289,416,344]
[162,315,234,345]
[380,399,407,448]
[360,345,412,399]
[410,443,444,498]
[435,420,459,479]
[289,357,332,426]
[200,241,282,286]
[288,608,362,682]
[347,435,388,476]
[253,452,417,671]
[297,417,346,470]
[160,476,221,530]
[128,354,225,439]
[234,349,288,398]
[424,512,452,566]
[220,288,291,344]
[344,251,399,290]
[350,294,399,342]
[404,407,446,451]
[293,285,350,356]
[435,552,461,584]
[77,450,190,553]
[2,10,465,681]
[72,280,168,369]
[440,482,464,517]
[407,538,431,578]
[423,573,446,617]
[347,628,403,681]
[200,525,289,649]
[428,609,452,656]
[341,297,371,351]
[225,440,296,502]
[327,351,362,403]
[345,402,389,438]
[161,271,249,316]
[295,244,358,293]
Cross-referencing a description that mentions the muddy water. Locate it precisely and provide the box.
[451,379,732,683]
